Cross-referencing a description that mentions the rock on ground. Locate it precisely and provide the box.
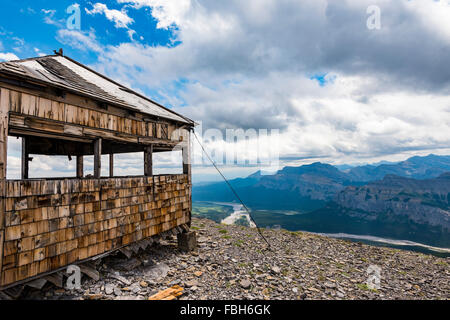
[11,218,450,300]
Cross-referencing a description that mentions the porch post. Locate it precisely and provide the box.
[21,137,29,179]
[94,138,102,178]
[109,153,114,178]
[76,155,83,178]
[144,145,153,176]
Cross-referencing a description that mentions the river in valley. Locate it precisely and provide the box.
[211,202,256,228]
[216,202,450,257]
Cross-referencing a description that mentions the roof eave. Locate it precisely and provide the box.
[0,60,196,126]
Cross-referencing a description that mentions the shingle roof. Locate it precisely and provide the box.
[0,54,194,125]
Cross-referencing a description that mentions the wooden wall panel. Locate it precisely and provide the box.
[1,88,190,144]
[0,174,191,287]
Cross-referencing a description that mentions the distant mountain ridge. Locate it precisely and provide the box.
[346,154,450,181]
[334,173,450,230]
[194,154,450,211]
[193,154,450,247]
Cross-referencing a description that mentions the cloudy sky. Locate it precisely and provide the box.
[1,0,450,182]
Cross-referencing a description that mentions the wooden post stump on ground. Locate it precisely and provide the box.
[177,231,197,252]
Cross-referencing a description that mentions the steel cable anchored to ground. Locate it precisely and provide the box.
[192,130,272,251]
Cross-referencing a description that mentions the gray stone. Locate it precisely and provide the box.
[185,280,198,288]
[240,279,251,289]
[144,263,170,280]
[131,286,141,294]
[105,284,114,295]
[271,266,281,274]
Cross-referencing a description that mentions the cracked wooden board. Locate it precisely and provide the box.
[148,285,183,300]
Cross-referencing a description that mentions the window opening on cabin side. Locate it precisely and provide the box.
[6,136,188,180]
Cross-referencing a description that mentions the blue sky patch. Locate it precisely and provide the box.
[0,1,176,64]
[310,73,336,87]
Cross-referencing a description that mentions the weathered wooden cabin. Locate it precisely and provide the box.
[0,53,195,289]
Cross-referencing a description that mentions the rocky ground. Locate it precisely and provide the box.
[14,217,450,300]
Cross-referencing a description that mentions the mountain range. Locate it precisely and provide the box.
[193,154,450,247]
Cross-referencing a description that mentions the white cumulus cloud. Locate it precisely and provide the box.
[86,3,134,29]
[51,0,450,171]
[0,52,19,61]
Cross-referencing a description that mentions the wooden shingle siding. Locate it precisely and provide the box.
[0,174,190,287]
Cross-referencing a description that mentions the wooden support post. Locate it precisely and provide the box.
[182,131,192,226]
[0,88,10,285]
[94,138,102,178]
[76,155,83,178]
[177,231,197,252]
[182,132,192,176]
[144,145,153,176]
[109,154,114,178]
[21,137,29,180]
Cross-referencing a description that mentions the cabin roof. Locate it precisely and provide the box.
[0,54,194,125]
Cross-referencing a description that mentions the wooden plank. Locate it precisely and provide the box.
[0,89,8,169]
[109,154,114,178]
[109,273,131,286]
[8,90,21,113]
[148,285,183,300]
[182,138,191,176]
[9,127,92,144]
[76,155,83,178]
[64,124,83,136]
[0,88,9,286]
[0,230,4,285]
[9,113,180,147]
[94,138,102,178]
[0,291,13,300]
[21,137,29,179]
[26,278,47,290]
[79,263,100,281]
[44,272,63,288]
[3,285,24,299]
[144,145,153,176]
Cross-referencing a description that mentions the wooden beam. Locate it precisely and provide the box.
[76,155,83,178]
[9,128,92,144]
[0,89,9,180]
[21,137,29,179]
[93,138,102,178]
[9,113,185,148]
[109,154,114,178]
[0,88,10,285]
[144,145,153,176]
[182,139,191,176]
[182,131,192,227]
